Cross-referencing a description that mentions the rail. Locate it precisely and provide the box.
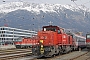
[0,48,32,60]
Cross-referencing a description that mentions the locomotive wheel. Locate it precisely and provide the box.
[16,45,21,48]
[52,54,56,57]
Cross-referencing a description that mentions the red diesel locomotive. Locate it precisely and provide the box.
[86,33,90,49]
[32,25,86,57]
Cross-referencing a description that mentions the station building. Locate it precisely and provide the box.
[0,26,37,46]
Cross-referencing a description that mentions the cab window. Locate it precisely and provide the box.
[44,28,56,32]
[86,34,90,39]
[58,30,61,34]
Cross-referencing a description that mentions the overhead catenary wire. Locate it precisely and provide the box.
[71,0,90,18]
[71,0,82,10]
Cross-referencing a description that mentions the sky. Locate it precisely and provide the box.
[0,0,90,8]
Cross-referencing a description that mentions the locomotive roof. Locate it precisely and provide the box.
[42,25,60,29]
[72,33,86,39]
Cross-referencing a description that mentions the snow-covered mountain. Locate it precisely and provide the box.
[0,2,89,13]
[0,2,90,36]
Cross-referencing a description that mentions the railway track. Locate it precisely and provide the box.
[71,51,90,60]
[0,48,32,60]
[30,49,90,60]
[45,51,89,60]
[0,48,89,60]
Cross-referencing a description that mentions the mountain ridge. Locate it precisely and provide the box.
[0,2,90,36]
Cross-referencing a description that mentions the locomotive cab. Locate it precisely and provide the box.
[42,25,64,34]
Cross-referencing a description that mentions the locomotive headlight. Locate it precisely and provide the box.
[41,45,43,47]
[40,40,43,43]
